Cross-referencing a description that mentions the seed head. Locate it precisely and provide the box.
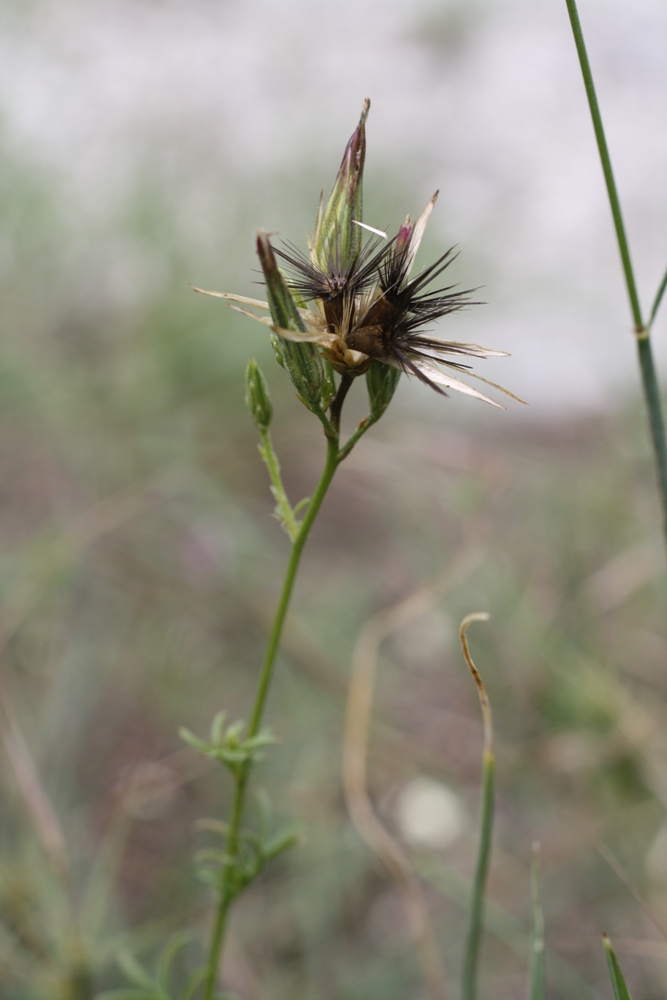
[194,102,524,410]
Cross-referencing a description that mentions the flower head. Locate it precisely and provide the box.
[194,101,523,410]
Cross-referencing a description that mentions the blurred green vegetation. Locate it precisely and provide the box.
[1,119,667,1000]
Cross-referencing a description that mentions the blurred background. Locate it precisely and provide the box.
[1,0,666,996]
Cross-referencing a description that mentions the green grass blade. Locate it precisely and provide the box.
[459,613,494,1000]
[649,265,667,328]
[603,935,634,1000]
[563,0,642,330]
[564,0,667,547]
[529,844,546,1000]
[462,749,494,1000]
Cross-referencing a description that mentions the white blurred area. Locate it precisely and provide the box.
[0,0,665,413]
[394,775,466,850]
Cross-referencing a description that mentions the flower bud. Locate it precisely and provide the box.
[256,233,325,409]
[366,362,401,419]
[314,99,369,273]
[245,358,273,431]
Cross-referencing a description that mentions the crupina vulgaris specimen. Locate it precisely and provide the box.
[186,100,522,1000]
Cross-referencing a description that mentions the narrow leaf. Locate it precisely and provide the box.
[459,612,494,1000]
[603,935,634,1000]
[649,264,667,327]
[117,951,157,990]
[95,992,154,1000]
[529,843,546,1000]
[156,932,190,990]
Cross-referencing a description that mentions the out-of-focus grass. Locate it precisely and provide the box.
[1,133,667,1000]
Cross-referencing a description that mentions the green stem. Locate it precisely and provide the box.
[202,434,340,1000]
[564,0,642,330]
[637,338,667,536]
[529,845,545,1000]
[329,374,353,434]
[565,0,667,546]
[649,264,667,328]
[462,748,495,1000]
[339,415,377,463]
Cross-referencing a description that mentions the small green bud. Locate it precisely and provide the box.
[256,232,325,409]
[366,362,401,419]
[314,99,369,273]
[245,358,273,431]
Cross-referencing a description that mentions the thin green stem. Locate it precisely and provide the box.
[565,0,667,546]
[564,0,642,330]
[339,415,377,463]
[459,613,494,1000]
[636,338,667,535]
[529,845,545,1000]
[462,748,495,1000]
[329,374,353,435]
[202,435,340,1000]
[649,264,667,328]
[248,436,339,737]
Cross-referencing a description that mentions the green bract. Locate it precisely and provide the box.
[313,98,369,274]
[245,358,273,431]
[256,233,325,410]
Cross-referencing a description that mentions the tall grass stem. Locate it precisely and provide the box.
[459,613,494,1000]
[564,0,667,545]
[529,843,545,1000]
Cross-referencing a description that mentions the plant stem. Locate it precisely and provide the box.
[529,844,545,1000]
[202,434,340,1000]
[329,374,353,434]
[565,0,667,544]
[462,748,495,1000]
[459,614,494,1000]
[649,265,667,328]
[564,0,641,329]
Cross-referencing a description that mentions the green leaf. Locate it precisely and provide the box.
[460,614,495,1000]
[178,727,212,755]
[156,933,190,991]
[603,935,634,1000]
[117,951,157,991]
[95,991,155,1000]
[184,968,207,1000]
[210,711,227,745]
[529,845,545,1000]
[649,264,667,328]
[225,720,245,745]
[195,865,222,889]
[242,730,277,751]
[261,827,300,862]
